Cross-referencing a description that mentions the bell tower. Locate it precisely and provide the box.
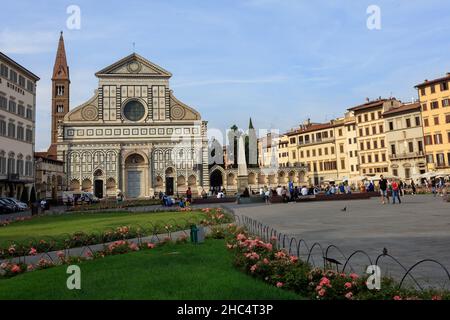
[48,31,70,158]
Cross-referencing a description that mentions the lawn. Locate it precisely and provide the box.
[0,240,302,300]
[0,211,205,247]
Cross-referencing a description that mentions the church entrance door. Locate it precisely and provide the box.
[166,177,174,196]
[127,171,141,198]
[94,180,103,199]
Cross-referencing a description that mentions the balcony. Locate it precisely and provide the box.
[389,151,425,160]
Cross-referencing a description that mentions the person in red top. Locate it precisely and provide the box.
[391,180,401,204]
[186,187,192,204]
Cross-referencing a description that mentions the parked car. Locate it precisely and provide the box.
[0,199,17,214]
[4,197,28,211]
[63,191,99,205]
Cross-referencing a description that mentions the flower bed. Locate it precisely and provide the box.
[0,208,232,260]
[0,236,187,279]
[223,225,449,300]
[66,199,163,212]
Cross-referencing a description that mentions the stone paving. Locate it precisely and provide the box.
[226,194,450,288]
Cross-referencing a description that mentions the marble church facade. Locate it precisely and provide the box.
[56,52,209,199]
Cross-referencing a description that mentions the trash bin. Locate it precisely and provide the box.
[190,225,205,244]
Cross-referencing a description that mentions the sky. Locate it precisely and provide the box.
[1,0,449,151]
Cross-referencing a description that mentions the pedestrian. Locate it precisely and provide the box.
[186,187,192,204]
[379,175,389,204]
[411,180,416,195]
[431,178,437,197]
[392,180,401,204]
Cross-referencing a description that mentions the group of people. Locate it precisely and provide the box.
[159,187,193,207]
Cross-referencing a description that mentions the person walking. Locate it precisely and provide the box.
[431,178,437,197]
[379,175,389,204]
[391,180,402,204]
[411,180,416,195]
[186,187,192,204]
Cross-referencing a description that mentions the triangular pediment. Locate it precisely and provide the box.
[95,53,172,78]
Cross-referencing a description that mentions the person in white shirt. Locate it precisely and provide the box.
[301,186,308,196]
[276,186,282,196]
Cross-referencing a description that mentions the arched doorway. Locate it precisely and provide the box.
[94,169,104,199]
[125,153,147,198]
[210,169,223,189]
[165,167,175,196]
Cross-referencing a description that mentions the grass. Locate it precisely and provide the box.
[0,211,205,247]
[0,240,302,300]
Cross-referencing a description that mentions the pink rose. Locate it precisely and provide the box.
[345,292,353,300]
[393,295,402,300]
[263,258,270,265]
[432,295,442,301]
[27,264,34,271]
[29,248,37,256]
[11,264,21,273]
[276,282,284,288]
[344,282,352,289]
[349,273,359,280]
[147,243,156,249]
[250,264,258,273]
[318,289,326,297]
[319,277,331,287]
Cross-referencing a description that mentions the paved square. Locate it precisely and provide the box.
[228,195,450,288]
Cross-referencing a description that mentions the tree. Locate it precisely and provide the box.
[29,186,37,203]
[20,186,29,202]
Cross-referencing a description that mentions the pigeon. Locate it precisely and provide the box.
[341,206,347,212]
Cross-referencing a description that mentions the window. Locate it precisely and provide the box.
[372,126,376,135]
[324,148,328,155]
[375,154,379,162]
[18,75,25,87]
[443,99,450,108]
[424,135,433,145]
[418,140,424,152]
[440,82,449,91]
[378,111,382,119]
[17,126,24,140]
[27,80,34,92]
[446,114,450,124]
[393,169,398,177]
[381,153,386,162]
[291,151,296,159]
[365,127,369,135]
[424,118,429,127]
[360,142,364,150]
[348,138,352,144]
[405,168,411,179]
[448,132,450,143]
[380,139,385,148]
[349,151,353,157]
[306,150,310,157]
[420,88,426,96]
[25,128,32,142]
[0,153,6,174]
[338,129,342,136]
[431,101,439,109]
[331,146,335,154]
[16,159,24,176]
[9,70,17,83]
[364,114,368,122]
[56,85,65,96]
[0,64,8,77]
[8,100,16,113]
[7,155,15,174]
[434,133,443,144]
[8,122,15,138]
[379,125,383,133]
[25,160,33,176]
[0,120,6,136]
[57,105,64,113]
[431,85,436,94]
[406,118,411,128]
[408,141,414,153]
[339,144,344,153]
[18,104,25,117]
[391,144,396,155]
[426,154,434,163]
[123,100,145,121]
[26,108,32,119]
[415,116,421,126]
[359,128,363,136]
[434,116,440,125]
[318,149,322,156]
[312,149,316,157]
[388,122,394,131]
[358,115,362,123]
[366,141,371,150]
[422,103,427,111]
[0,96,7,109]
[368,155,372,163]
[361,156,365,164]
[373,140,378,149]
[371,113,375,120]
[436,153,445,167]
[341,159,345,169]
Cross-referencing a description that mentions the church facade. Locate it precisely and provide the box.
[53,36,209,199]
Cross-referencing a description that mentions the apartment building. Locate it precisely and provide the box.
[348,98,401,177]
[0,52,39,200]
[383,102,426,178]
[415,73,450,173]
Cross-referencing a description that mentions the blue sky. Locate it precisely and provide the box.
[1,0,449,151]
